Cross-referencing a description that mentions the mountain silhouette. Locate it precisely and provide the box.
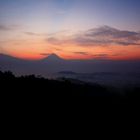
[42,53,64,62]
[0,53,21,62]
[0,53,140,80]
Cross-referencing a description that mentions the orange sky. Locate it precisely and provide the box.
[0,23,140,61]
[1,37,140,60]
[0,0,140,61]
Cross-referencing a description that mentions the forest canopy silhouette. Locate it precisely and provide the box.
[0,70,140,104]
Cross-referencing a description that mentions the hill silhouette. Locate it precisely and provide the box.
[0,70,140,104]
[43,53,63,61]
[1,53,140,79]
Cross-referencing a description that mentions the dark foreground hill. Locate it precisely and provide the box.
[0,70,140,104]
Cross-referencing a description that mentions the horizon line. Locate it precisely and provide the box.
[0,53,140,61]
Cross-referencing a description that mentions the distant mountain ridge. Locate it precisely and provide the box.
[0,53,140,79]
[41,53,64,61]
[0,53,21,61]
[58,71,77,75]
[0,53,63,61]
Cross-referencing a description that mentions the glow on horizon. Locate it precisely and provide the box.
[0,0,140,60]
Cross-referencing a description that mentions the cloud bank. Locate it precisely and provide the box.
[47,26,140,47]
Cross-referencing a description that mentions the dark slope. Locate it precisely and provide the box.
[1,53,140,74]
[0,70,140,104]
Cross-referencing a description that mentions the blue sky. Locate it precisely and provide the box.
[0,0,140,32]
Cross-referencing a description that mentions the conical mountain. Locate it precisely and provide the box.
[42,53,64,62]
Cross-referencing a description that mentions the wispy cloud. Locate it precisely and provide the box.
[74,52,89,55]
[0,25,11,31]
[0,24,21,31]
[40,53,51,56]
[24,32,46,36]
[46,26,140,47]
[81,26,140,46]
[93,54,110,59]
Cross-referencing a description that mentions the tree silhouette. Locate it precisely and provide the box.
[0,70,140,104]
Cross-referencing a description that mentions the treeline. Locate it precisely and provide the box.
[0,70,140,104]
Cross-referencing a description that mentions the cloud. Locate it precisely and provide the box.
[24,32,39,36]
[40,53,51,56]
[83,26,140,46]
[24,32,46,36]
[74,52,89,55]
[47,37,64,45]
[0,25,13,31]
[92,54,110,59]
[46,26,140,47]
[0,24,21,31]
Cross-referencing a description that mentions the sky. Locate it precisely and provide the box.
[0,0,140,60]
